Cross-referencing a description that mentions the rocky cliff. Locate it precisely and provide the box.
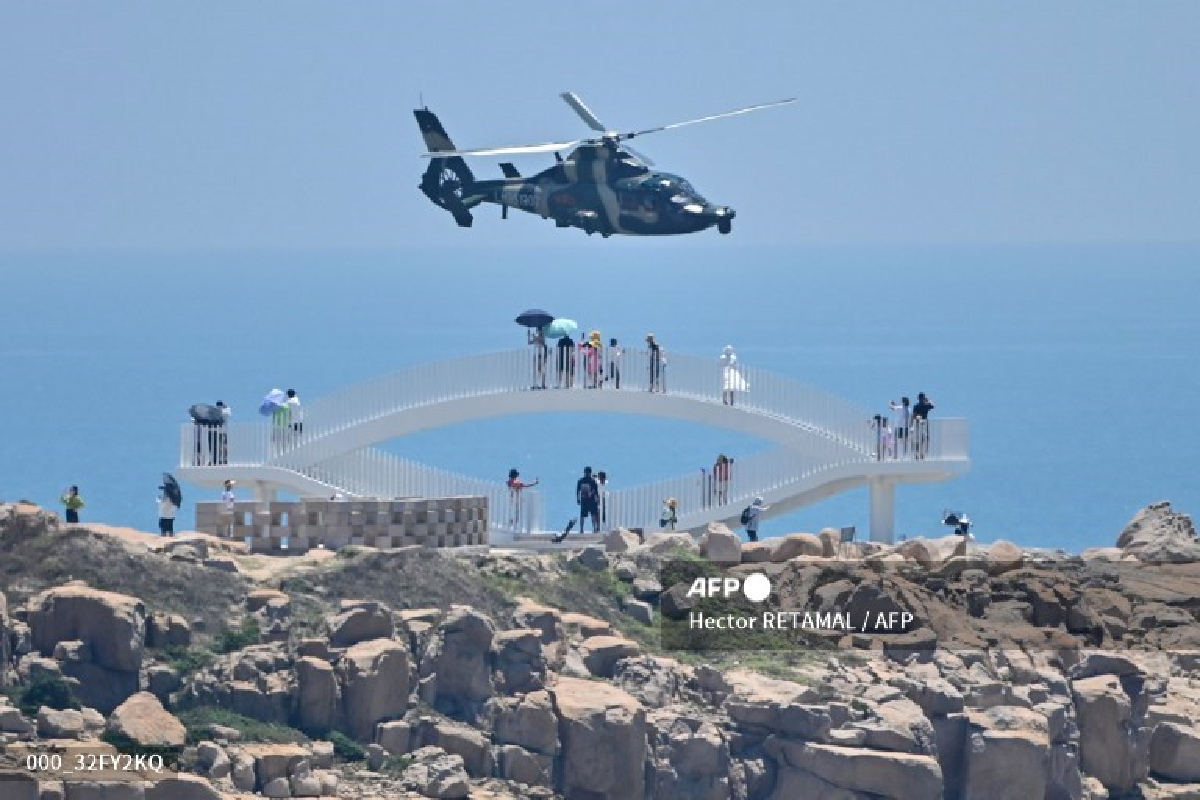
[1,500,1200,799]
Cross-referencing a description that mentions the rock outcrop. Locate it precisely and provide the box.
[551,676,647,800]
[27,585,145,712]
[106,692,186,747]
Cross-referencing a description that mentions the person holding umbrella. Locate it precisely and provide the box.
[516,309,554,390]
[157,475,181,537]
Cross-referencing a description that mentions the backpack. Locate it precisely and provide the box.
[740,506,753,525]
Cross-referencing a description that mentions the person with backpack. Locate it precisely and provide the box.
[660,497,678,530]
[576,466,601,533]
[741,497,768,542]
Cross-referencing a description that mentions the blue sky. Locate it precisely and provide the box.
[1,2,1197,250]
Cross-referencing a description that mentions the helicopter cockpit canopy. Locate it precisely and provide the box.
[641,172,708,211]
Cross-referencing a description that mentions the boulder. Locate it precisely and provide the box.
[625,599,654,625]
[896,535,966,569]
[986,540,1024,575]
[960,728,1050,800]
[376,719,412,755]
[818,527,842,558]
[551,676,647,800]
[1072,673,1150,793]
[568,545,609,571]
[38,706,87,739]
[1117,501,1200,563]
[146,613,191,649]
[638,532,699,556]
[491,690,559,755]
[0,704,35,737]
[510,600,562,645]
[423,606,494,719]
[424,720,493,778]
[579,635,641,678]
[771,533,823,562]
[338,639,409,741]
[0,776,37,800]
[700,523,742,565]
[497,744,554,787]
[295,656,339,735]
[28,586,145,673]
[741,542,774,563]
[106,692,186,747]
[143,774,221,800]
[400,746,471,799]
[602,528,641,552]
[491,628,545,694]
[326,601,394,648]
[242,743,308,790]
[764,738,943,800]
[1149,722,1200,782]
[146,665,182,702]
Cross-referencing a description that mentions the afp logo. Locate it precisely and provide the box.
[685,573,772,603]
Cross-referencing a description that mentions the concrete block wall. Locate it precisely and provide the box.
[194,496,488,553]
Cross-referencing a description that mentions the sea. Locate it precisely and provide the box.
[1,243,1196,553]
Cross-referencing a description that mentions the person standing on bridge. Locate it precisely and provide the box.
[286,390,304,440]
[713,454,732,504]
[720,345,748,406]
[606,338,623,389]
[507,469,538,527]
[889,396,911,457]
[647,334,665,392]
[912,392,935,460]
[556,335,575,389]
[576,467,601,533]
[528,328,548,389]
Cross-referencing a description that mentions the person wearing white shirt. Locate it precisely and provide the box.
[285,389,303,433]
[157,492,178,537]
[221,479,236,538]
[744,497,769,542]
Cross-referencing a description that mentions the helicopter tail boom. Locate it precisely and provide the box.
[415,107,477,227]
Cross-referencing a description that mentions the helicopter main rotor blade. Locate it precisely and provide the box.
[619,97,798,140]
[422,139,583,158]
[560,92,609,133]
[622,144,656,167]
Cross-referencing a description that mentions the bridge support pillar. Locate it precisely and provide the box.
[869,479,895,544]
[253,481,277,504]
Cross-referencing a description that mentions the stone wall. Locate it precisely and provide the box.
[194,497,488,553]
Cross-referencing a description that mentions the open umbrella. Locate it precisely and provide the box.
[259,388,287,416]
[515,309,555,329]
[161,473,182,506]
[542,318,579,340]
[189,403,224,424]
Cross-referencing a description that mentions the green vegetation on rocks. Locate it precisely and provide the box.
[177,706,308,745]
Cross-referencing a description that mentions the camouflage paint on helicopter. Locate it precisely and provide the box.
[415,93,795,237]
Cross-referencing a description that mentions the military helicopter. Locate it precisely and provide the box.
[414,92,795,237]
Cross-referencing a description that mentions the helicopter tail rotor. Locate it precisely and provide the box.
[415,107,477,227]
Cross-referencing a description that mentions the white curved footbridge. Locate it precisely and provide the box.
[177,349,969,545]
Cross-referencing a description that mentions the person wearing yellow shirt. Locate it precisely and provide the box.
[60,485,84,523]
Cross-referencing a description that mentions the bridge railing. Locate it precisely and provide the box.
[288,348,880,451]
[602,444,846,532]
[302,448,544,536]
